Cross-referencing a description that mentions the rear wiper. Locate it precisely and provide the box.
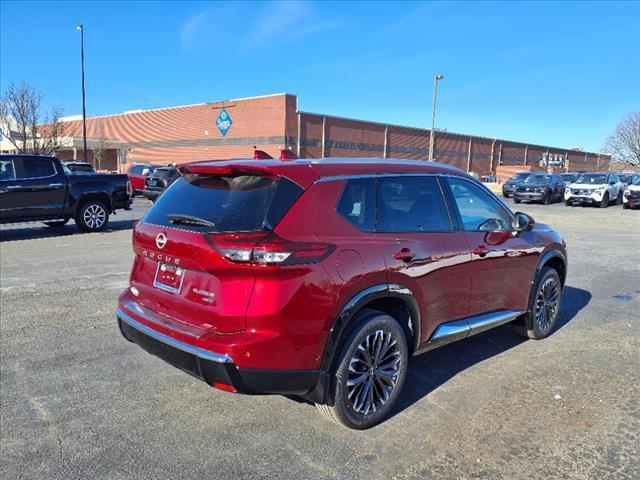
[167,214,216,228]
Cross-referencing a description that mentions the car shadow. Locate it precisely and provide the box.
[390,285,591,419]
[0,219,138,242]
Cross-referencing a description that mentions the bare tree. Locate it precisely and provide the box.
[93,122,107,171]
[605,111,640,167]
[0,82,66,155]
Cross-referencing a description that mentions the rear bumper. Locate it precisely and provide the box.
[115,305,320,397]
[142,188,162,201]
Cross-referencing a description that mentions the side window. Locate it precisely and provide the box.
[20,157,56,179]
[130,165,142,174]
[377,176,451,232]
[337,178,375,231]
[447,177,512,232]
[0,159,16,180]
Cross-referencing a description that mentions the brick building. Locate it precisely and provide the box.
[55,93,609,176]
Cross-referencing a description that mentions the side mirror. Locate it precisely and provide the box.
[609,181,615,186]
[512,212,534,232]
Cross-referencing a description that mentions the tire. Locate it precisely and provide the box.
[616,192,623,205]
[543,192,551,205]
[599,192,609,208]
[565,200,572,206]
[315,310,409,430]
[623,203,630,210]
[44,217,70,228]
[75,200,109,232]
[512,267,562,340]
[514,198,521,204]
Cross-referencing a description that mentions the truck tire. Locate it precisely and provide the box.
[44,217,70,228]
[315,309,408,429]
[76,200,109,232]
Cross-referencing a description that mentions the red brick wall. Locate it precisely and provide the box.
[55,92,609,173]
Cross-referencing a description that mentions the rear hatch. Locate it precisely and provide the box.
[130,169,305,334]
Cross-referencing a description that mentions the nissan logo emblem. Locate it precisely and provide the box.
[155,233,167,249]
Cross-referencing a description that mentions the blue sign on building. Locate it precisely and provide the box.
[215,108,233,136]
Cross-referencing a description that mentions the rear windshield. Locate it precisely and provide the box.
[152,168,174,178]
[143,174,303,232]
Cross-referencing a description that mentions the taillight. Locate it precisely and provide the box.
[126,180,132,196]
[207,232,334,266]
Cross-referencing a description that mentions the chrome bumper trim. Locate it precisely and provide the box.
[116,307,233,364]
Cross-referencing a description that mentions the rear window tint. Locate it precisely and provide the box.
[337,178,375,231]
[377,176,451,232]
[152,168,174,178]
[143,174,303,232]
[19,157,56,178]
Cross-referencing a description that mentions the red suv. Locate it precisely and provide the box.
[116,157,567,429]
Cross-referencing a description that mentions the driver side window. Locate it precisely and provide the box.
[447,177,512,231]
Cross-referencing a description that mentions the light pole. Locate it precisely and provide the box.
[428,74,443,162]
[76,24,88,163]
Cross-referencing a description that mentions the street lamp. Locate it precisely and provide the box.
[428,73,443,162]
[75,24,88,163]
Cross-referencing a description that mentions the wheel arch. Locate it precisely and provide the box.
[321,284,419,372]
[536,249,567,287]
[75,192,112,214]
[305,283,419,405]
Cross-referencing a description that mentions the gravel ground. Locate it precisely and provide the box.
[1,197,639,480]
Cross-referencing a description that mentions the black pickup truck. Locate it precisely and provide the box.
[0,154,132,232]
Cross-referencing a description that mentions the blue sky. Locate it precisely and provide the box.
[1,1,639,152]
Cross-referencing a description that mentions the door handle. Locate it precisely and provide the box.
[472,245,489,257]
[393,248,416,263]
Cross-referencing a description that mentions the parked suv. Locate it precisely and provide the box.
[127,163,161,196]
[116,157,567,429]
[142,165,180,202]
[623,175,640,209]
[513,173,565,204]
[564,173,623,207]
[501,172,531,198]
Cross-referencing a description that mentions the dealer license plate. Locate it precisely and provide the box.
[153,263,185,294]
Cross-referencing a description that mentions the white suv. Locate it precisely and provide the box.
[623,175,640,209]
[565,173,623,208]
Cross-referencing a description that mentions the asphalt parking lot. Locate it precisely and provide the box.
[1,197,639,480]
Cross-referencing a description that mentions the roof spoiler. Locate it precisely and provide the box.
[279,149,297,161]
[253,149,273,160]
